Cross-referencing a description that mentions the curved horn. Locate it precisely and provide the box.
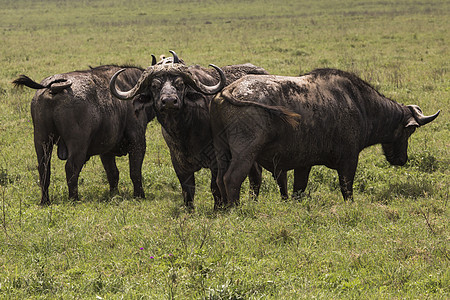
[183,64,227,95]
[151,55,157,66]
[110,69,146,100]
[408,105,440,126]
[169,50,180,64]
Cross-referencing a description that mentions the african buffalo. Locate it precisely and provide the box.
[13,65,155,205]
[110,51,288,209]
[210,68,440,206]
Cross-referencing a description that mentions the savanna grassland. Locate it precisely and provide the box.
[0,0,449,298]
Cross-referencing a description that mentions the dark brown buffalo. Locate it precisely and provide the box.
[13,65,155,205]
[210,68,440,206]
[110,52,287,209]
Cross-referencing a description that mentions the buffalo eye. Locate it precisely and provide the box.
[173,77,185,91]
[151,79,162,91]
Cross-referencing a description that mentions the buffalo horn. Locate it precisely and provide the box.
[183,64,227,95]
[169,50,180,64]
[110,69,140,100]
[408,105,440,126]
[151,55,157,66]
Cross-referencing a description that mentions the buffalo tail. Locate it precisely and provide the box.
[219,89,300,127]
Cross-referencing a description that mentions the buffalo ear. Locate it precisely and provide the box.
[185,89,207,102]
[49,80,72,94]
[133,94,155,121]
[404,107,420,128]
[133,100,144,117]
[145,104,156,122]
[405,116,419,128]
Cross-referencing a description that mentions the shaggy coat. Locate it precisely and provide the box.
[13,65,154,204]
[210,68,440,206]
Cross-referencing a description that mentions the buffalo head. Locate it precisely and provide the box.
[382,105,440,166]
[109,51,226,112]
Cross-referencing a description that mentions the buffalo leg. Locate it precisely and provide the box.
[215,162,227,209]
[100,154,119,194]
[248,163,262,199]
[210,169,222,209]
[273,170,288,200]
[214,167,228,210]
[337,160,358,200]
[128,145,146,199]
[293,167,312,197]
[35,139,53,205]
[223,156,256,207]
[125,127,146,199]
[176,171,195,209]
[213,136,231,209]
[65,152,85,201]
[215,162,229,209]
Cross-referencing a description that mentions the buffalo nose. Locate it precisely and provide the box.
[161,96,179,109]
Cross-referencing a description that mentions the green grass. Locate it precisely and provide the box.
[0,0,449,298]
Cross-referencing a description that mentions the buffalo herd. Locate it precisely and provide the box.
[14,51,440,209]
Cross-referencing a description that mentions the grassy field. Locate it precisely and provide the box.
[0,0,449,298]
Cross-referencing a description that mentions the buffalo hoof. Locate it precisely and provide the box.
[344,196,354,202]
[185,201,194,211]
[109,188,119,198]
[213,200,227,211]
[292,191,307,202]
[40,198,51,206]
[221,200,239,211]
[133,191,146,199]
[69,196,81,203]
